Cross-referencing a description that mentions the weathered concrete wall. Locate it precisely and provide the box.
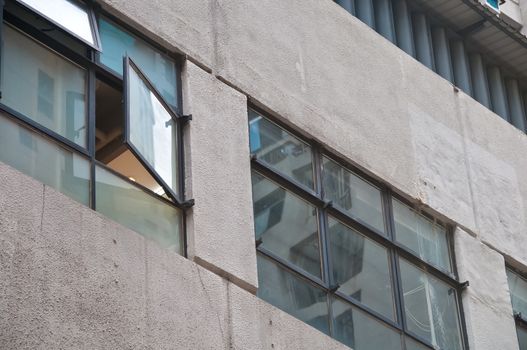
[0,162,347,350]
[183,60,257,292]
[93,1,527,273]
[3,0,527,348]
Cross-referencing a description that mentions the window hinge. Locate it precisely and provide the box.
[323,200,333,209]
[329,284,340,293]
[180,114,192,123]
[181,198,195,209]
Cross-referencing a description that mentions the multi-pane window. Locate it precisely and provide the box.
[0,0,191,254]
[249,108,467,350]
[506,268,527,350]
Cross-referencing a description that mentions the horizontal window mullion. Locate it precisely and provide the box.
[257,246,328,289]
[252,158,323,206]
[94,161,189,211]
[0,104,90,157]
[4,10,92,66]
[328,204,462,289]
[334,290,401,331]
[403,330,437,350]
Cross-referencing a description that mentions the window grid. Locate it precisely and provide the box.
[0,0,192,255]
[250,106,469,350]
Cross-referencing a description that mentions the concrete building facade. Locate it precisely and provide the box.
[1,0,527,349]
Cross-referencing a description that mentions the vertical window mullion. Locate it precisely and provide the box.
[384,190,406,332]
[87,63,96,209]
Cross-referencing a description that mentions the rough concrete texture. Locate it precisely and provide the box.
[98,0,527,269]
[183,61,258,292]
[0,162,348,349]
[455,227,520,350]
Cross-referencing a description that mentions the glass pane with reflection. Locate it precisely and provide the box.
[128,62,179,197]
[393,198,451,273]
[328,217,395,320]
[2,25,87,147]
[95,166,183,254]
[399,259,463,350]
[252,172,321,279]
[331,297,402,350]
[323,157,385,234]
[17,0,96,46]
[405,337,432,350]
[99,18,179,109]
[0,113,90,205]
[249,109,314,189]
[506,268,527,316]
[257,254,329,335]
[517,326,527,350]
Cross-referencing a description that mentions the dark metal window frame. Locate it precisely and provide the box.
[14,0,102,51]
[0,0,193,256]
[250,105,470,350]
[507,265,527,347]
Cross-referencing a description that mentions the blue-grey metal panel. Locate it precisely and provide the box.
[487,66,509,121]
[432,27,454,83]
[336,0,355,15]
[469,53,491,108]
[393,0,415,57]
[356,0,375,28]
[506,79,526,131]
[373,0,395,43]
[451,40,472,95]
[412,13,434,70]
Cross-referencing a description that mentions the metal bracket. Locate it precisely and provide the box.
[460,280,470,290]
[181,198,195,209]
[255,238,263,248]
[329,284,340,293]
[323,200,333,209]
[180,114,192,123]
[250,153,258,161]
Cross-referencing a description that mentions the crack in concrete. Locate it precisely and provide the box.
[195,265,229,349]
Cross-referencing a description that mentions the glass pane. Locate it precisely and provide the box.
[128,62,179,197]
[0,113,90,205]
[393,199,451,273]
[257,254,329,335]
[95,166,183,254]
[405,337,432,350]
[248,109,314,189]
[1,25,87,147]
[17,0,95,46]
[506,268,527,316]
[328,217,396,320]
[323,157,385,233]
[399,259,463,350]
[99,18,179,109]
[252,172,321,278]
[331,297,402,350]
[518,326,527,350]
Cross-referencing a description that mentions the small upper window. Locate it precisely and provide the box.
[15,0,101,50]
[486,0,500,12]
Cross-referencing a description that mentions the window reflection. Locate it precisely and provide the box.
[332,297,402,350]
[1,25,87,147]
[329,218,395,320]
[257,254,330,335]
[399,259,462,350]
[252,172,322,278]
[249,109,314,189]
[393,199,451,273]
[128,62,179,197]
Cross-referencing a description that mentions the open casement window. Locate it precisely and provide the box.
[14,0,101,50]
[123,56,184,204]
